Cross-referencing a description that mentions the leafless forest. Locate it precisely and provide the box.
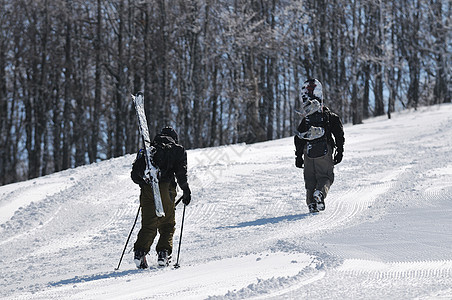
[0,0,450,185]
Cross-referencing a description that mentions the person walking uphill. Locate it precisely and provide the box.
[294,79,344,213]
[131,126,191,268]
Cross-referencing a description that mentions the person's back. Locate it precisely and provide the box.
[151,133,188,189]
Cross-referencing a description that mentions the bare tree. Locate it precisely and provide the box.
[1,0,450,185]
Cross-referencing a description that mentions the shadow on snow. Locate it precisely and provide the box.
[220,213,311,229]
[49,267,160,287]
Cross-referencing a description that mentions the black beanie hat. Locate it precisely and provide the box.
[160,126,178,143]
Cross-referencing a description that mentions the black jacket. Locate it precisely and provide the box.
[131,134,188,189]
[152,134,188,189]
[294,106,344,157]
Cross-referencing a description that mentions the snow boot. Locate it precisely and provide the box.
[313,190,325,211]
[134,249,148,269]
[158,250,171,267]
[308,203,319,213]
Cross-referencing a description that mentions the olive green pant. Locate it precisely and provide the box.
[134,182,176,254]
[304,145,335,206]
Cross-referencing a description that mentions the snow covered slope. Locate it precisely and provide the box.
[1,104,451,299]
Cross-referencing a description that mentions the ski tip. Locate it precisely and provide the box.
[131,91,144,100]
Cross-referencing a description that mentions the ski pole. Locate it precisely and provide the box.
[173,203,186,269]
[114,204,141,270]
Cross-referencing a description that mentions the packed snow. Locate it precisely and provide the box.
[1,104,451,299]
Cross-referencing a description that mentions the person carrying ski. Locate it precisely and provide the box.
[131,126,191,268]
[294,79,344,213]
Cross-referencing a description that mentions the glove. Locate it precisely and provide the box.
[295,156,304,168]
[182,186,191,205]
[334,149,343,165]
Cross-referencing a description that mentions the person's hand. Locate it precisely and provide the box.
[334,149,343,165]
[182,186,191,205]
[295,156,304,168]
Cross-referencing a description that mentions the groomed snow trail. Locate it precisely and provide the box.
[0,104,451,299]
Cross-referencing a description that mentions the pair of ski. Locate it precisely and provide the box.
[131,92,165,217]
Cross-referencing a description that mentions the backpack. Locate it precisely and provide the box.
[153,134,173,162]
[131,149,147,185]
[130,134,176,185]
[305,110,330,158]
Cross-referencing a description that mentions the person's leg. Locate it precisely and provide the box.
[313,146,334,210]
[303,153,317,210]
[156,182,176,255]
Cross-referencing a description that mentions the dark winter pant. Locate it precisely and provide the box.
[303,145,335,206]
[134,182,176,254]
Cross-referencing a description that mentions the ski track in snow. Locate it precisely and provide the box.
[1,104,452,299]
